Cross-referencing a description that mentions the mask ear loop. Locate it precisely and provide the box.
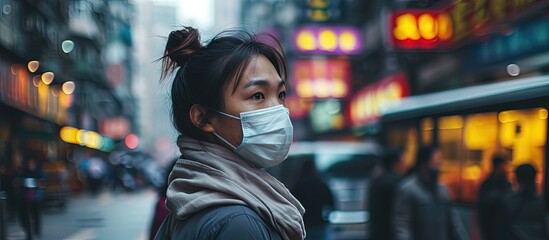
[212,132,237,150]
[204,106,241,120]
[204,106,240,150]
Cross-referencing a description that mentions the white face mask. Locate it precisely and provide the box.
[212,105,293,168]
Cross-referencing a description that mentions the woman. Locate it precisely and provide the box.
[154,27,305,240]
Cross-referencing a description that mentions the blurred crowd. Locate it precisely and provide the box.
[368,146,548,240]
[0,148,168,240]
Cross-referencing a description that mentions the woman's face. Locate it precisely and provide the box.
[210,55,287,148]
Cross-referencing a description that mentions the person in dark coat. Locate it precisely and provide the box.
[17,158,44,240]
[149,159,177,240]
[153,26,305,240]
[291,157,334,239]
[477,155,511,240]
[393,146,468,240]
[368,148,407,240]
[496,163,548,240]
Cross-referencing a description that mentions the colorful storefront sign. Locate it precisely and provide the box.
[293,26,363,54]
[347,73,410,127]
[390,10,454,49]
[292,59,351,99]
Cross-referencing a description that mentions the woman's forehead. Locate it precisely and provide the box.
[229,55,281,91]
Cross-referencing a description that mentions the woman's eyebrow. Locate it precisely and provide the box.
[243,79,285,89]
[278,80,286,88]
[243,79,269,89]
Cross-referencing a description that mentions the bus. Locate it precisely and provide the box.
[379,75,549,237]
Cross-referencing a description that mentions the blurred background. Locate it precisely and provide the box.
[0,0,548,239]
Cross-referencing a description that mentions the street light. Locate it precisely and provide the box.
[61,40,74,53]
[62,81,75,94]
[41,72,54,85]
[27,61,39,73]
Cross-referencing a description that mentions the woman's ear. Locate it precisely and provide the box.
[189,104,215,133]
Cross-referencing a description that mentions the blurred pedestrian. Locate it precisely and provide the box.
[393,146,468,240]
[153,27,305,240]
[477,155,511,240]
[368,148,407,240]
[17,158,44,240]
[495,163,547,240]
[291,157,334,240]
[87,155,107,195]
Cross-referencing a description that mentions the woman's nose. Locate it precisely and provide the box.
[267,97,282,108]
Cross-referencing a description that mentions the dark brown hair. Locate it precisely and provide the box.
[160,27,287,141]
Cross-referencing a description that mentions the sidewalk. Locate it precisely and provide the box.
[5,219,26,240]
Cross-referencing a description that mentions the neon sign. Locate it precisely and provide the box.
[347,73,410,127]
[391,10,454,49]
[293,59,351,99]
[294,26,363,54]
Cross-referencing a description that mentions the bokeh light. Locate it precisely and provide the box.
[62,81,76,94]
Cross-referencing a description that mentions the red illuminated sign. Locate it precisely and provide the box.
[390,10,454,49]
[347,73,410,127]
[292,59,351,99]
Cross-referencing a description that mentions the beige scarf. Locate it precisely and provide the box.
[166,136,306,240]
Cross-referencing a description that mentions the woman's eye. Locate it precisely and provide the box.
[252,93,265,100]
[278,91,286,100]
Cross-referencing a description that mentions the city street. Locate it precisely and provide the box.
[6,189,158,240]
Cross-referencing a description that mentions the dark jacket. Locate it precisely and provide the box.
[155,205,282,240]
[393,175,468,240]
[496,191,548,240]
[368,171,400,240]
[291,175,333,227]
[477,174,511,240]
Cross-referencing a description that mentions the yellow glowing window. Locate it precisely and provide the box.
[421,118,433,145]
[439,115,463,129]
[464,113,497,150]
[499,108,547,168]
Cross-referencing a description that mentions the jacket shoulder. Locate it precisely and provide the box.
[170,205,282,240]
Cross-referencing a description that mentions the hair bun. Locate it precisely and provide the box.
[166,27,201,66]
[160,27,201,80]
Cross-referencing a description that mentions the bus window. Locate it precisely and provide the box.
[462,112,498,202]
[421,117,433,146]
[498,108,547,195]
[387,127,418,170]
[438,115,464,201]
